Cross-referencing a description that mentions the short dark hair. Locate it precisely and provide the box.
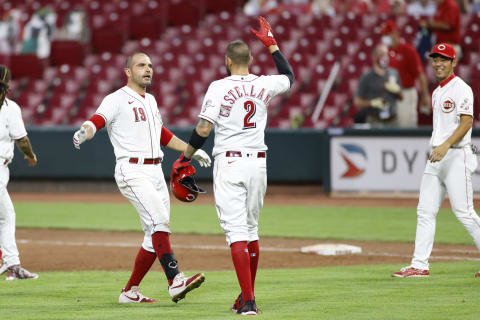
[226,40,251,65]
[125,52,150,69]
[429,53,453,61]
[0,65,11,109]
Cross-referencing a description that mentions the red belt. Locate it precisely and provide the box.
[225,151,266,158]
[129,157,161,165]
[3,160,7,165]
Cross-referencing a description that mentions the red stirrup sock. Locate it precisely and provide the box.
[247,240,260,291]
[125,247,157,291]
[152,231,179,286]
[230,241,254,301]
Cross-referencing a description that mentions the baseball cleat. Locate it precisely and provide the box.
[236,299,258,316]
[119,286,157,303]
[231,293,243,313]
[5,265,38,280]
[168,272,205,303]
[392,266,429,278]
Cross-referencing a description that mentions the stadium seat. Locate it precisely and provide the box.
[50,40,86,66]
[10,55,44,79]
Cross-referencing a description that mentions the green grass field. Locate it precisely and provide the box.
[1,201,479,319]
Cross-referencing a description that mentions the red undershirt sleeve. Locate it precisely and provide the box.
[161,126,174,146]
[89,114,106,131]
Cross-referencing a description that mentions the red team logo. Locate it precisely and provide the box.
[441,99,456,113]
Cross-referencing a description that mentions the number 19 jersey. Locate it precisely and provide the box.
[198,74,290,157]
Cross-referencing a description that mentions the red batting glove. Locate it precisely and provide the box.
[250,16,277,47]
[172,154,191,174]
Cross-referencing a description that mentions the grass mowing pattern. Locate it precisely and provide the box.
[1,263,479,320]
[14,202,477,244]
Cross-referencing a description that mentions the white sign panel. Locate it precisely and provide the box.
[330,136,480,192]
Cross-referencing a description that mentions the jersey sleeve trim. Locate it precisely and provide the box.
[89,114,106,131]
[11,133,28,140]
[160,126,174,146]
[198,114,216,124]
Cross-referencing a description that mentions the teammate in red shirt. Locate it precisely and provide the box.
[420,0,461,58]
[381,20,431,127]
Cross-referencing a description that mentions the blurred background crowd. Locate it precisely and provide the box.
[0,0,479,128]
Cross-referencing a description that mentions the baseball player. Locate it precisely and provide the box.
[172,17,294,315]
[0,65,39,280]
[392,43,480,278]
[73,52,211,303]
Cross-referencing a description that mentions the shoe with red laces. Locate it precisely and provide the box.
[168,272,205,303]
[118,286,157,303]
[392,266,429,278]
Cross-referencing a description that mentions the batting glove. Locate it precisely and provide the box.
[250,16,277,47]
[192,149,211,167]
[173,154,192,173]
[73,127,87,149]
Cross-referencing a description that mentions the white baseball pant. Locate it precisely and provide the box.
[213,151,267,246]
[115,159,171,253]
[411,147,480,270]
[0,164,21,267]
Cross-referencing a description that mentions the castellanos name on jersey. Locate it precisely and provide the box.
[199,74,290,157]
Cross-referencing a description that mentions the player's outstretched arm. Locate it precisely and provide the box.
[251,16,294,86]
[173,119,213,172]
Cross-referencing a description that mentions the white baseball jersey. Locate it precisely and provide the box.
[0,98,27,163]
[95,86,164,162]
[199,74,290,156]
[430,75,473,147]
[0,98,27,267]
[411,74,480,271]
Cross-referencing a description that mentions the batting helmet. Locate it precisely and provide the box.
[170,164,205,202]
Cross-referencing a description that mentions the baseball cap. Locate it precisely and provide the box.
[429,43,456,60]
[380,20,397,35]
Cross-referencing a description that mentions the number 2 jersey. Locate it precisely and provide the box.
[198,74,290,157]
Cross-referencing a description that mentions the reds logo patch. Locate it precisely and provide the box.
[441,98,455,113]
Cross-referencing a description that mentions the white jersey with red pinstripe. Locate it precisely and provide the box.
[198,73,290,245]
[95,85,172,252]
[199,74,289,157]
[95,86,164,162]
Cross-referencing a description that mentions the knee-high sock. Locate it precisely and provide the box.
[125,247,156,291]
[247,241,260,292]
[152,231,179,285]
[231,241,254,301]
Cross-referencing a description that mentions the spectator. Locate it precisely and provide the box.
[21,8,56,59]
[381,20,431,127]
[335,0,371,14]
[311,0,336,16]
[0,9,22,55]
[244,0,279,16]
[419,0,461,60]
[56,9,89,43]
[354,44,403,127]
[473,0,480,13]
[407,0,436,17]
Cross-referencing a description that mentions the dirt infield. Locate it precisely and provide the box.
[10,189,480,272]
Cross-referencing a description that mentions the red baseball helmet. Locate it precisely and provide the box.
[170,165,205,202]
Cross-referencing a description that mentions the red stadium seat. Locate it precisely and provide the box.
[9,55,44,79]
[50,40,86,66]
[168,0,205,26]
[92,28,124,53]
